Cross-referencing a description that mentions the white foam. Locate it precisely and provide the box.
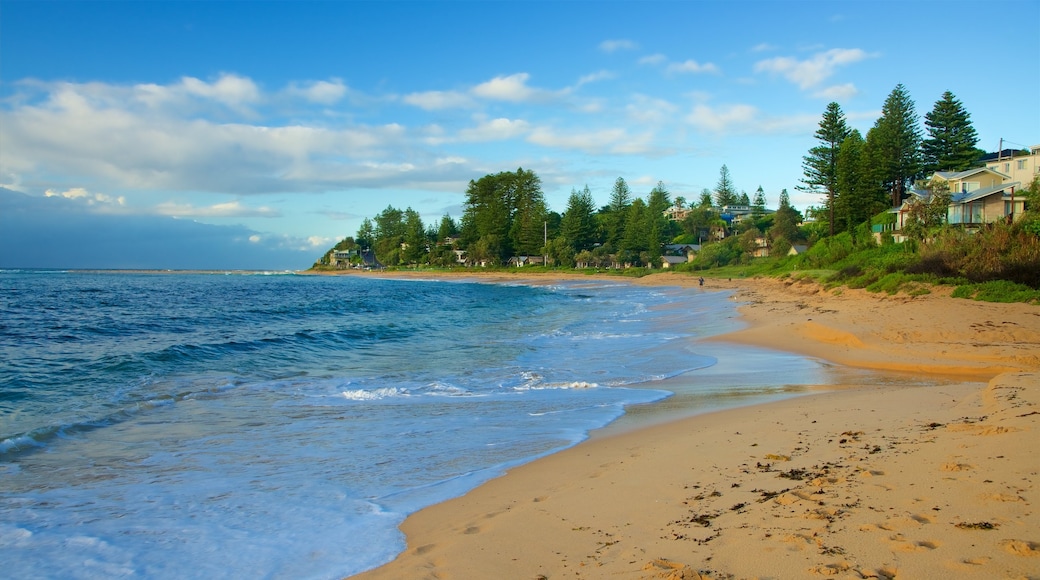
[341,387,408,400]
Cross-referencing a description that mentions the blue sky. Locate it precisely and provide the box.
[2,0,1038,270]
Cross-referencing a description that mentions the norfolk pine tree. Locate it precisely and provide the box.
[922,91,980,173]
[714,165,738,207]
[799,102,851,237]
[872,84,923,208]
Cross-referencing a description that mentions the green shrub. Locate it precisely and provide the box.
[952,280,1040,303]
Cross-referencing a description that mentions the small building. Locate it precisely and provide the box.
[661,255,688,269]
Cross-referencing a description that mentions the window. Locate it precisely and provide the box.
[1018,159,1027,170]
[1004,163,1011,173]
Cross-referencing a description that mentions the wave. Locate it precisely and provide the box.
[340,387,410,401]
[0,379,240,459]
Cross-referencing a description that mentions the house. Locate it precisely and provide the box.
[752,236,770,258]
[663,243,700,262]
[985,145,1040,186]
[787,244,809,256]
[664,204,691,221]
[660,255,688,269]
[720,205,753,224]
[328,248,359,267]
[896,167,1025,231]
[509,256,545,267]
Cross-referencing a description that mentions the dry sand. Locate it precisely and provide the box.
[349,271,1039,579]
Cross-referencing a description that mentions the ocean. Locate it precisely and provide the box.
[1,270,831,578]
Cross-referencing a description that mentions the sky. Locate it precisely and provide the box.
[2,0,1038,270]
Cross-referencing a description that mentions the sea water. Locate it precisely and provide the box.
[0,271,821,578]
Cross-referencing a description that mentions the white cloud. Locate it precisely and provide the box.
[599,39,638,53]
[754,48,874,89]
[686,102,818,135]
[751,43,777,53]
[0,79,438,195]
[45,187,127,208]
[402,90,475,110]
[813,83,860,100]
[666,59,720,75]
[155,200,281,218]
[638,54,667,66]
[457,118,531,142]
[526,126,658,155]
[307,235,333,248]
[686,103,760,133]
[287,79,347,104]
[626,95,679,125]
[249,235,262,243]
[576,70,614,87]
[471,73,548,103]
[180,74,260,106]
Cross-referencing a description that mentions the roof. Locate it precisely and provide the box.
[951,182,1021,204]
[934,167,1010,181]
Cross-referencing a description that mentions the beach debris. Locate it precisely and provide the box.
[955,521,999,530]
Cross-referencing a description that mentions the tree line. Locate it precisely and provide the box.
[317,83,1025,272]
[315,163,807,270]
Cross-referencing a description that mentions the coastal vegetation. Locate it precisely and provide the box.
[313,85,1040,303]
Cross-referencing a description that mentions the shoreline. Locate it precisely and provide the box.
[352,272,1039,579]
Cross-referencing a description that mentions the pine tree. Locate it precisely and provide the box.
[752,186,767,219]
[921,91,979,173]
[698,188,714,208]
[799,102,851,237]
[872,84,923,208]
[605,177,632,246]
[835,130,888,235]
[561,185,597,253]
[646,181,672,261]
[508,168,548,256]
[771,189,800,244]
[714,165,738,207]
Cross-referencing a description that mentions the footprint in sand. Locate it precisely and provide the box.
[1001,539,1040,557]
[940,462,974,472]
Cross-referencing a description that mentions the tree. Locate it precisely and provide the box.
[799,102,851,237]
[714,165,738,207]
[560,185,598,253]
[771,188,801,244]
[356,218,375,250]
[508,168,548,256]
[436,214,458,243]
[619,198,649,263]
[459,167,545,263]
[922,91,979,173]
[835,130,863,234]
[646,181,673,262]
[872,84,923,208]
[738,191,751,206]
[373,205,406,265]
[903,177,951,241]
[751,186,767,219]
[698,188,714,208]
[604,177,632,246]
[401,208,427,264]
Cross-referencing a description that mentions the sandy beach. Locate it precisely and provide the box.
[351,271,1039,579]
